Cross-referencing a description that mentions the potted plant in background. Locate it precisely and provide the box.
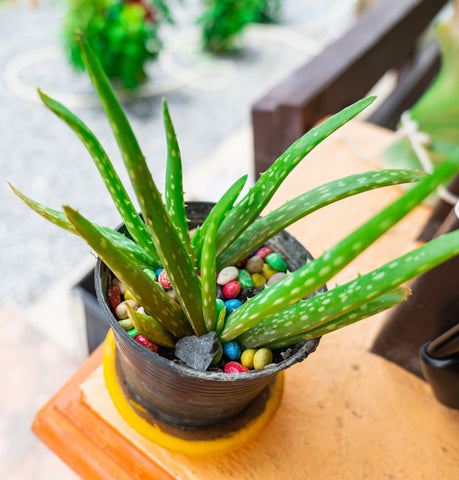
[10,34,459,453]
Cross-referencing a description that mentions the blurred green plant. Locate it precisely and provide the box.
[198,0,281,54]
[62,0,166,88]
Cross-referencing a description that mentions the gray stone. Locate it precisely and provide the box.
[175,331,220,371]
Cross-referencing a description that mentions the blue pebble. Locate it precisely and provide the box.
[224,299,242,316]
[155,268,163,279]
[224,342,241,361]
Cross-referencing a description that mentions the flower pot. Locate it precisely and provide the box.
[95,202,321,431]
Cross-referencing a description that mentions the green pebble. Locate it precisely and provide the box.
[238,269,254,288]
[241,348,256,369]
[143,268,157,282]
[119,318,134,330]
[216,298,225,315]
[127,327,139,337]
[253,348,273,370]
[266,252,288,272]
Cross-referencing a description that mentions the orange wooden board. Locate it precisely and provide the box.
[33,121,459,478]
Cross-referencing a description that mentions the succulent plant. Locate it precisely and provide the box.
[11,34,459,367]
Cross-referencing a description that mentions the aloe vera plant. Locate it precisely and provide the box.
[11,34,459,370]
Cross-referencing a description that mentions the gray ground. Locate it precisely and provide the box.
[1,0,357,307]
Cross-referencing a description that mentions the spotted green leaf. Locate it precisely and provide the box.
[217,168,427,268]
[163,99,193,261]
[214,96,377,259]
[63,206,192,338]
[126,303,176,348]
[239,287,410,348]
[37,89,159,263]
[220,156,459,342]
[10,183,159,269]
[77,34,206,336]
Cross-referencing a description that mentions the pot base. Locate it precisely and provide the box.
[103,329,284,455]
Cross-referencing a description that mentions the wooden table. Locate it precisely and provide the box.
[32,121,459,479]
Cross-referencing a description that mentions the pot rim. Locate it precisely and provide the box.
[95,201,322,383]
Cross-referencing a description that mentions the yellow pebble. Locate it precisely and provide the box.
[240,349,256,369]
[253,348,273,370]
[262,263,277,280]
[251,273,266,287]
[124,290,135,302]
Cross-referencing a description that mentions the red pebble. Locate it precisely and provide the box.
[108,286,121,313]
[223,280,241,299]
[255,246,273,260]
[135,335,159,353]
[224,361,249,373]
[158,269,172,289]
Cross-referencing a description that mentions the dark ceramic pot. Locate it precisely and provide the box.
[95,202,322,429]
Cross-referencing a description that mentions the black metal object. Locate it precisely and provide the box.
[95,202,322,430]
[73,269,109,354]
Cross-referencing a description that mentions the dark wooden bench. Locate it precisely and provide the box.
[252,0,447,177]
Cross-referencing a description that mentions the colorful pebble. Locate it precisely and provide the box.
[224,361,249,373]
[217,266,239,286]
[108,285,121,313]
[266,271,287,286]
[262,263,278,280]
[127,328,139,337]
[253,348,273,370]
[238,269,253,289]
[143,268,157,282]
[254,246,273,260]
[240,348,256,369]
[155,268,164,279]
[266,252,288,272]
[216,298,225,316]
[251,273,266,288]
[246,256,264,274]
[158,269,172,289]
[119,318,134,330]
[223,280,241,300]
[135,335,159,353]
[224,299,242,316]
[223,341,241,361]
[115,299,139,320]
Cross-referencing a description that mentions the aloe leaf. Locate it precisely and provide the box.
[195,175,247,265]
[37,89,159,263]
[217,168,427,268]
[77,34,206,336]
[214,96,376,258]
[215,306,227,336]
[238,218,459,346]
[256,287,410,349]
[63,206,192,338]
[163,99,193,260]
[200,176,247,332]
[126,304,176,348]
[10,183,159,268]
[220,156,459,342]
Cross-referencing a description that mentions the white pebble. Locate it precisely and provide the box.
[217,266,239,285]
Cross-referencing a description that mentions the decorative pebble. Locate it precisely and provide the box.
[108,285,121,313]
[224,299,242,316]
[238,269,253,289]
[136,335,159,352]
[266,252,288,272]
[240,349,256,369]
[255,246,273,260]
[246,256,264,274]
[267,271,287,286]
[217,266,239,286]
[112,277,127,295]
[159,269,172,289]
[223,280,241,300]
[253,348,273,370]
[124,289,135,302]
[223,342,241,361]
[115,300,139,320]
[237,288,251,303]
[143,268,157,282]
[251,273,266,288]
[127,328,139,337]
[224,361,249,373]
[216,298,225,316]
[119,318,134,330]
[262,263,278,280]
[155,268,164,279]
